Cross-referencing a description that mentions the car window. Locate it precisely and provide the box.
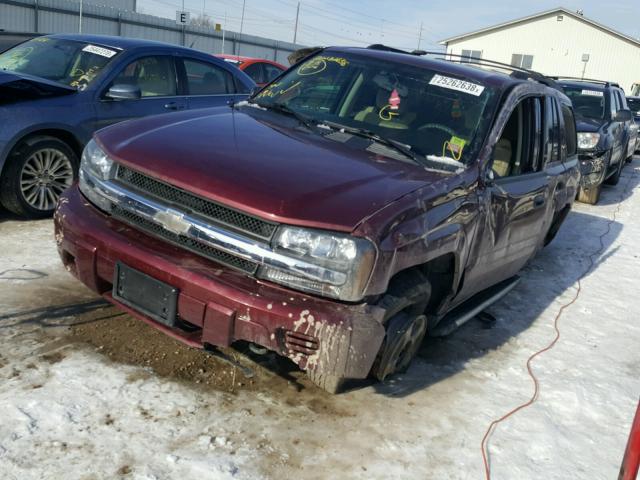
[253,52,497,165]
[614,90,626,111]
[242,63,263,84]
[560,85,605,120]
[0,37,119,89]
[183,59,235,95]
[627,98,640,114]
[491,97,542,177]
[543,96,561,164]
[111,56,176,98]
[561,103,577,157]
[263,63,284,83]
[611,90,621,113]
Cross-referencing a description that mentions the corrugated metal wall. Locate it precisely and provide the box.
[0,0,301,65]
[445,12,640,94]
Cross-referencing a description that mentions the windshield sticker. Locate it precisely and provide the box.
[581,89,604,97]
[82,45,117,58]
[443,136,466,161]
[429,74,485,96]
[69,65,103,90]
[33,37,50,42]
[297,56,348,76]
[256,80,301,99]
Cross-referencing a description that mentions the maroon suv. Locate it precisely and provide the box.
[55,47,580,392]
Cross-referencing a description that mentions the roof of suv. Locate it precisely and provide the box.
[556,79,619,92]
[326,46,555,92]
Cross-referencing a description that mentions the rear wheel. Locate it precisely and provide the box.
[0,136,78,218]
[577,184,601,205]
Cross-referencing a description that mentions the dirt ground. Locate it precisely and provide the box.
[1,161,639,480]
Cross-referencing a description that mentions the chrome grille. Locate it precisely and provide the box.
[115,165,277,240]
[112,206,258,274]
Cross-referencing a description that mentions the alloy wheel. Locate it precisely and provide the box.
[20,148,74,211]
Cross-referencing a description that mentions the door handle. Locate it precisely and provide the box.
[533,194,546,207]
[164,102,183,110]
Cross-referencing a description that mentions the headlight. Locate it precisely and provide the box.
[577,132,600,150]
[81,138,114,180]
[78,138,114,211]
[258,226,376,301]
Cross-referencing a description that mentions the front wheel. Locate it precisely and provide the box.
[0,136,78,218]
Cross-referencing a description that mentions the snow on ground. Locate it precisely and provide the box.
[1,160,639,480]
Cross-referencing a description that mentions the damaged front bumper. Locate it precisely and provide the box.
[54,185,385,381]
[578,150,610,187]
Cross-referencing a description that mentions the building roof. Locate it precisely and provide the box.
[439,7,640,48]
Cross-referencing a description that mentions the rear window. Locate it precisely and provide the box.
[560,85,605,120]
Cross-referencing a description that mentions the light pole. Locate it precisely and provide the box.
[78,0,83,33]
[293,2,300,44]
[581,53,590,80]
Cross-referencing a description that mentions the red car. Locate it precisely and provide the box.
[55,47,579,393]
[216,55,286,87]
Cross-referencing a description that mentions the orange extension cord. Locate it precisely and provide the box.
[481,166,638,480]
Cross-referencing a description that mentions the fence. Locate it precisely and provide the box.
[0,0,302,64]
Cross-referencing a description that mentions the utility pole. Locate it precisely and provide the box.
[293,1,300,44]
[417,21,423,50]
[238,0,246,56]
[78,0,83,33]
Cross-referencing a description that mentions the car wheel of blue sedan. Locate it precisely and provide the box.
[0,136,78,218]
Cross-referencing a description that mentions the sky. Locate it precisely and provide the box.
[135,0,639,51]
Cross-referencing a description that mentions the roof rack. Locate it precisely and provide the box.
[550,76,620,88]
[419,50,559,88]
[365,45,558,88]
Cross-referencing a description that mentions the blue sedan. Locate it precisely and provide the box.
[0,34,255,217]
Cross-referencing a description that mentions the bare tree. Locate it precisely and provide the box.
[191,13,214,28]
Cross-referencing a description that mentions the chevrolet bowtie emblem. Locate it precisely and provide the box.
[153,209,191,235]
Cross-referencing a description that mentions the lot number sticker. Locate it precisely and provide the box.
[429,74,485,96]
[82,45,117,58]
[581,89,604,96]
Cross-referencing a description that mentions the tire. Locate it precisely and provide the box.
[576,184,601,205]
[371,271,431,382]
[604,155,624,186]
[0,136,78,218]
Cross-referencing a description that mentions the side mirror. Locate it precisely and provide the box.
[105,84,141,101]
[614,109,633,122]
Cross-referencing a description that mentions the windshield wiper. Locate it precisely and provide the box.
[320,120,424,165]
[248,100,316,130]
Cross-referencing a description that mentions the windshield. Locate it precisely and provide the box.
[251,51,496,165]
[561,85,605,120]
[0,37,120,89]
[627,98,640,115]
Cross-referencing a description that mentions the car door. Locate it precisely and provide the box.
[609,90,626,164]
[616,90,635,159]
[179,57,242,110]
[460,95,557,298]
[93,54,187,131]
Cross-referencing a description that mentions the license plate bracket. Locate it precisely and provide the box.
[113,262,178,327]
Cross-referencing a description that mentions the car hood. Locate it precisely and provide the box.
[575,115,603,133]
[0,71,76,105]
[97,107,447,232]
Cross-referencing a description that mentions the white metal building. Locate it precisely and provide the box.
[440,7,640,94]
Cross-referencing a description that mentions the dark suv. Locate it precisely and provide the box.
[555,78,635,204]
[55,47,579,393]
[626,96,640,153]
